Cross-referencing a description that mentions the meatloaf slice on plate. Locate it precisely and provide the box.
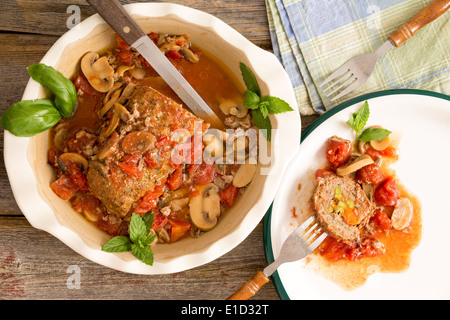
[87,85,205,217]
[312,174,375,244]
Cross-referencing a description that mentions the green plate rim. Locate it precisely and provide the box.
[262,89,450,300]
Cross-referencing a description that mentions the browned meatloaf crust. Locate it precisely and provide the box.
[312,174,375,244]
[87,85,205,217]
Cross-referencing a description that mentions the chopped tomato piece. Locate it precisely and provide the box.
[355,163,385,185]
[360,238,385,258]
[166,50,184,60]
[219,185,240,208]
[167,166,183,190]
[372,209,393,231]
[117,50,134,66]
[374,177,400,207]
[116,34,130,51]
[152,211,169,230]
[319,237,354,261]
[134,189,163,215]
[148,32,159,44]
[168,219,191,242]
[326,136,352,168]
[73,73,98,96]
[48,148,57,166]
[117,161,143,180]
[191,163,217,186]
[50,175,79,200]
[155,135,170,148]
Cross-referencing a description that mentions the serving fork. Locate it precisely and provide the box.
[320,0,450,101]
[227,216,327,300]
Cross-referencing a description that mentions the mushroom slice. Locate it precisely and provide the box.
[58,153,89,172]
[180,47,199,63]
[54,126,68,151]
[233,163,257,188]
[190,184,221,231]
[101,111,120,139]
[81,52,115,93]
[229,105,249,119]
[219,99,238,116]
[391,198,413,230]
[129,67,146,80]
[115,65,134,80]
[336,154,374,176]
[117,82,137,105]
[121,131,156,154]
[114,103,131,122]
[98,132,119,160]
[370,137,390,151]
[99,87,122,118]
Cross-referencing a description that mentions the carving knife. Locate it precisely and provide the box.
[86,0,223,128]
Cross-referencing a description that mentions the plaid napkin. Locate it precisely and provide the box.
[266,0,450,115]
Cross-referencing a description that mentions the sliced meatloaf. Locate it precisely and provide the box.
[312,174,375,244]
[87,85,205,217]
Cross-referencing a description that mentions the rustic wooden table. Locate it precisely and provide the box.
[0,0,318,300]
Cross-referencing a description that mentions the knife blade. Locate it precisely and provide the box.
[86,0,223,128]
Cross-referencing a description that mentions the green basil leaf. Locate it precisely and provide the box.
[239,62,261,97]
[262,96,294,114]
[358,128,392,142]
[259,102,269,119]
[142,211,155,234]
[27,63,77,119]
[347,101,370,135]
[252,108,272,141]
[131,243,154,266]
[243,90,260,109]
[0,99,61,137]
[140,234,156,247]
[129,212,148,243]
[102,236,132,253]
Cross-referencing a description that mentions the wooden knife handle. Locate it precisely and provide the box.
[389,0,450,47]
[226,270,270,300]
[86,0,146,46]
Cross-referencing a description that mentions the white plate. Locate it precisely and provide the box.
[264,90,450,299]
[3,3,300,274]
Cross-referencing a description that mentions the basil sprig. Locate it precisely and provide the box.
[347,101,391,142]
[102,212,156,266]
[27,63,77,119]
[240,62,293,141]
[0,99,61,137]
[1,63,77,137]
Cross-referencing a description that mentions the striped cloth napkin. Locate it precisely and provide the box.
[266,0,450,115]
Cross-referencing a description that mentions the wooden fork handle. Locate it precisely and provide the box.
[226,270,270,300]
[389,0,450,47]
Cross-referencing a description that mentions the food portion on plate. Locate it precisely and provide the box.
[47,32,263,264]
[306,102,422,288]
[0,30,294,266]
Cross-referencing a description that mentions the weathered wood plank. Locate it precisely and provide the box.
[0,216,277,300]
[0,0,271,49]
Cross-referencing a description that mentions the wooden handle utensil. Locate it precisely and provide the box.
[226,270,270,300]
[389,0,450,46]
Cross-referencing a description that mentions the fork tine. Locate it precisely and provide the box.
[319,64,351,87]
[292,216,315,237]
[308,232,328,252]
[331,78,362,101]
[325,73,356,96]
[299,222,321,242]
